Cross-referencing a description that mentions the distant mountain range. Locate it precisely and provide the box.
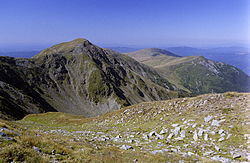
[106,47,140,53]
[0,51,39,58]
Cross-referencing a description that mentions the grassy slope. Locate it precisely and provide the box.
[132,53,250,95]
[0,92,249,162]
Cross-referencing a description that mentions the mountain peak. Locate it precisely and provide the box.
[33,38,92,58]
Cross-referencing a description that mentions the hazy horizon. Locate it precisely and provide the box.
[0,40,249,53]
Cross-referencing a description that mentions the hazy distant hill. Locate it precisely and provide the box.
[124,48,180,62]
[125,48,250,95]
[107,47,140,53]
[0,51,39,58]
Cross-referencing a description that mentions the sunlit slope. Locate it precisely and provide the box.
[0,92,249,162]
[125,48,250,95]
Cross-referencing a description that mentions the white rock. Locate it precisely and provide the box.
[193,130,198,141]
[172,124,179,127]
[204,133,208,141]
[218,129,224,134]
[160,128,168,134]
[220,133,226,137]
[120,145,133,150]
[232,154,241,159]
[180,130,186,138]
[151,150,163,154]
[215,145,220,151]
[116,135,122,138]
[220,119,226,123]
[188,152,194,156]
[170,148,178,153]
[156,134,164,140]
[211,120,221,127]
[167,133,174,139]
[204,115,213,123]
[226,134,232,139]
[142,134,149,140]
[33,146,41,153]
[203,151,213,156]
[198,129,203,137]
[211,155,230,162]
[218,137,224,142]
[128,139,135,143]
[174,137,184,141]
[210,131,216,135]
[149,131,156,137]
[192,123,197,128]
[174,127,181,137]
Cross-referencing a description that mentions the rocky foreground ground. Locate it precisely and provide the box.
[0,92,249,162]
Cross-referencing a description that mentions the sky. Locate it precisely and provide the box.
[0,0,249,49]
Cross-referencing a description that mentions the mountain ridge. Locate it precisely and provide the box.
[0,38,185,120]
[124,48,180,62]
[124,48,250,95]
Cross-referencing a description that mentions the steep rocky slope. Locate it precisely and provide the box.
[1,92,249,162]
[0,39,185,120]
[125,49,250,95]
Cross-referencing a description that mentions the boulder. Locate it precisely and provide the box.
[33,146,41,153]
[204,115,213,123]
[193,130,198,141]
[218,137,224,142]
[226,134,232,139]
[180,130,186,138]
[232,154,241,159]
[160,128,168,134]
[204,133,208,141]
[218,129,224,134]
[149,131,156,137]
[120,145,133,150]
[0,132,6,137]
[142,134,149,140]
[198,129,203,137]
[211,120,221,127]
[116,135,122,139]
[215,145,220,151]
[174,127,181,137]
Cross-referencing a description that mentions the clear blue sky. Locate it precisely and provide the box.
[0,0,249,49]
